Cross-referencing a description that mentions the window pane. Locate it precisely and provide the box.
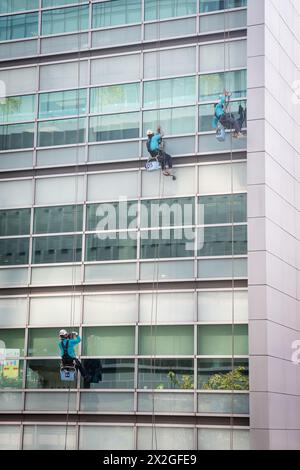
[83,294,137,324]
[0,0,39,14]
[198,392,249,414]
[86,201,138,231]
[199,40,247,72]
[0,360,23,390]
[199,194,247,224]
[198,290,248,323]
[35,175,85,205]
[87,171,139,202]
[34,205,83,234]
[25,391,76,412]
[138,359,194,390]
[199,99,246,132]
[92,0,141,28]
[0,298,27,327]
[0,392,23,411]
[198,225,247,257]
[139,292,195,323]
[91,83,139,114]
[42,5,89,35]
[138,392,193,413]
[0,13,38,41]
[85,233,137,261]
[91,54,140,86]
[0,328,25,355]
[199,69,246,102]
[37,117,86,147]
[32,235,82,264]
[198,358,249,389]
[198,258,247,279]
[82,358,134,389]
[145,0,197,21]
[89,112,139,142]
[82,326,135,356]
[26,359,75,389]
[0,67,37,95]
[200,10,247,33]
[139,325,194,355]
[140,197,195,228]
[200,0,247,13]
[0,122,34,150]
[80,392,134,412]
[144,47,196,80]
[79,425,134,450]
[39,89,87,119]
[0,95,35,124]
[0,180,33,209]
[23,424,76,451]
[143,106,195,135]
[143,76,195,108]
[28,327,78,357]
[137,426,194,450]
[29,296,81,326]
[0,238,29,265]
[0,209,31,236]
[198,324,248,355]
[39,61,88,91]
[140,229,195,259]
[198,162,247,195]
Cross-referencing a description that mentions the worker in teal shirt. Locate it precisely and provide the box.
[213,91,244,138]
[58,329,88,381]
[146,127,175,179]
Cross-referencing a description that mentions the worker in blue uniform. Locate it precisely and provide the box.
[58,329,89,382]
[213,91,245,138]
[146,127,176,179]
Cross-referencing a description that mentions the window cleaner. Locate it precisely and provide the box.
[58,329,90,384]
[213,91,246,141]
[146,127,176,180]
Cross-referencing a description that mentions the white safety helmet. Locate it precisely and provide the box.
[59,329,68,338]
[146,129,154,136]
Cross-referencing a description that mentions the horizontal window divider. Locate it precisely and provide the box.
[77,411,135,416]
[197,389,249,394]
[199,7,247,17]
[144,14,197,25]
[0,119,35,126]
[196,255,248,260]
[0,37,37,45]
[197,355,249,359]
[89,109,140,117]
[32,232,83,237]
[142,72,196,83]
[139,257,195,263]
[88,137,141,145]
[199,96,247,105]
[0,147,34,154]
[0,235,30,240]
[30,262,82,267]
[91,22,141,33]
[0,264,29,269]
[196,321,248,326]
[198,67,247,77]
[32,202,83,209]
[37,114,86,122]
[79,389,135,393]
[138,389,194,394]
[80,356,135,360]
[83,259,136,265]
[136,356,195,360]
[80,323,136,328]
[0,10,39,17]
[196,277,247,282]
[40,30,90,40]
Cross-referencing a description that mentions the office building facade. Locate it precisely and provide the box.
[0,0,298,450]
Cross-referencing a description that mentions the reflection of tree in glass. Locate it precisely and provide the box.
[0,96,22,119]
[97,86,124,111]
[203,366,249,390]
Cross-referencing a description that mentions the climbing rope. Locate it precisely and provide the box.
[149,0,163,450]
[64,8,83,450]
[223,4,237,451]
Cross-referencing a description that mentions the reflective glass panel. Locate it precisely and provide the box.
[37,118,86,147]
[143,76,196,109]
[39,89,87,119]
[92,0,141,28]
[90,83,140,114]
[41,5,89,35]
[89,112,139,142]
[0,209,31,236]
[33,205,83,234]
[0,238,29,265]
[0,13,38,41]
[0,95,35,124]
[32,235,82,264]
